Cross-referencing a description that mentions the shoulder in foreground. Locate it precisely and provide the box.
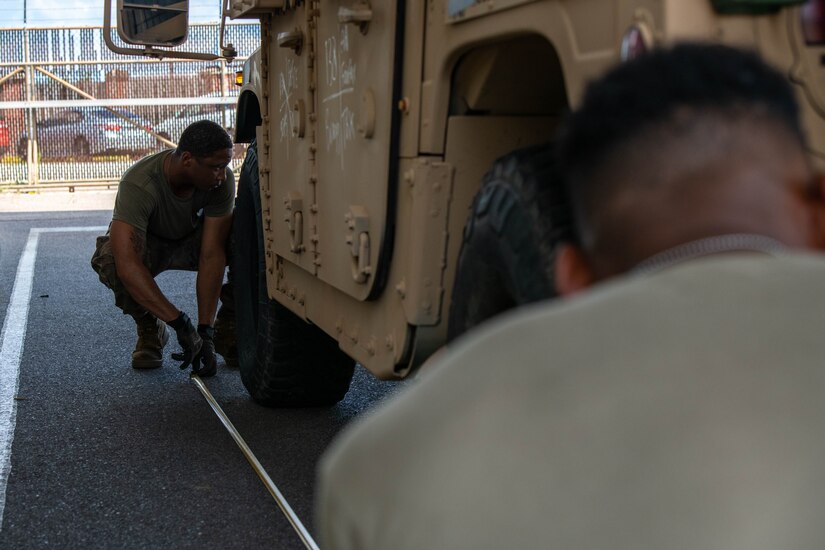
[323,252,825,464]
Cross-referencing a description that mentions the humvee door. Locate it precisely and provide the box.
[268,1,401,301]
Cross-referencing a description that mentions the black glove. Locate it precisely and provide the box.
[168,312,202,370]
[192,324,217,377]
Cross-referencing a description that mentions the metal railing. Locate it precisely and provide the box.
[0,23,260,189]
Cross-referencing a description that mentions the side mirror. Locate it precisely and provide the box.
[116,0,189,47]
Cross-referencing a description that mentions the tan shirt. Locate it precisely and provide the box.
[112,150,235,240]
[318,253,825,550]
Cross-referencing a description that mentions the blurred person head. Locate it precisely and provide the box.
[555,43,825,294]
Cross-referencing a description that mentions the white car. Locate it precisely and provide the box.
[19,107,155,160]
[155,94,236,147]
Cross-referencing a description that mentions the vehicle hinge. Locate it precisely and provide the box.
[345,205,371,283]
[338,1,372,35]
[284,192,305,253]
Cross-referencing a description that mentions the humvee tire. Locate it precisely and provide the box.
[448,144,570,341]
[232,142,355,407]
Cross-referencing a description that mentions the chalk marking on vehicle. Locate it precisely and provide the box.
[0,226,107,530]
[321,87,354,103]
[190,374,320,550]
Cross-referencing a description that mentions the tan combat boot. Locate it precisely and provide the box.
[132,314,170,369]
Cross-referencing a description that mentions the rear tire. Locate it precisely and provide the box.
[447,143,571,341]
[232,141,355,407]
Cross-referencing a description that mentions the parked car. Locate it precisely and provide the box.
[154,93,235,147]
[18,107,156,160]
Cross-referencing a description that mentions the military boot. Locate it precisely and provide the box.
[132,314,170,369]
[213,305,238,369]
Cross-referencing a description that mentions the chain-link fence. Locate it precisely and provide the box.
[0,22,260,188]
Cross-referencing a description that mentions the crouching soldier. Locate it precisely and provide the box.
[91,120,236,377]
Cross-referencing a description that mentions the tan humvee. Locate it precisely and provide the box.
[108,0,823,405]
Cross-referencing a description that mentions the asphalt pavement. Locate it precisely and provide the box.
[0,200,407,548]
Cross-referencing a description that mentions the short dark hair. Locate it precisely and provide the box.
[557,43,803,248]
[175,120,233,157]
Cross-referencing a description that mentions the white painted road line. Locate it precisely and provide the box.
[0,226,107,529]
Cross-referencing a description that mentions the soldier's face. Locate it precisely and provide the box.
[190,149,233,191]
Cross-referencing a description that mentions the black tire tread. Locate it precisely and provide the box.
[231,142,261,374]
[232,142,355,407]
[447,143,571,341]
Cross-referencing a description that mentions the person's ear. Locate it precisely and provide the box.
[555,243,596,297]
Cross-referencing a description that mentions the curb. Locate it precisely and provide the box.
[0,190,116,213]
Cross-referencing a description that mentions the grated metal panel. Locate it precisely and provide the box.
[0,23,260,186]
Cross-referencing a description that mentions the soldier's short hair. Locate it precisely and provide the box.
[557,43,803,248]
[176,120,233,158]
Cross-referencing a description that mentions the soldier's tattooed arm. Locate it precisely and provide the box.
[109,220,180,322]
[130,229,147,258]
